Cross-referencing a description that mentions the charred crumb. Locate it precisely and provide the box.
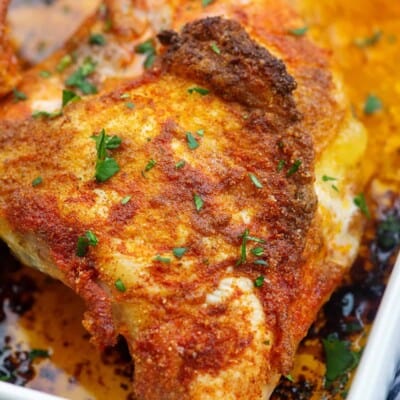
[158,17,300,123]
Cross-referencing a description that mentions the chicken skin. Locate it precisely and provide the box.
[0,1,367,399]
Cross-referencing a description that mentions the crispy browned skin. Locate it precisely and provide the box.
[0,1,368,399]
[0,0,20,97]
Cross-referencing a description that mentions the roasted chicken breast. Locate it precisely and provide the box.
[0,0,367,399]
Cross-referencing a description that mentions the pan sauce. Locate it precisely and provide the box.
[2,0,400,398]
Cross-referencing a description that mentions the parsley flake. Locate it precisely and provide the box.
[193,193,204,212]
[175,160,186,169]
[364,94,382,114]
[277,159,285,172]
[135,39,156,69]
[65,57,97,95]
[186,132,199,150]
[62,89,81,107]
[254,260,268,266]
[144,159,156,172]
[288,26,309,36]
[251,247,264,256]
[237,230,265,265]
[121,195,131,205]
[115,279,126,292]
[354,30,382,48]
[32,110,62,119]
[188,87,209,95]
[210,42,221,54]
[32,176,43,187]
[76,230,98,257]
[56,54,73,72]
[354,193,370,218]
[154,255,171,263]
[12,88,27,102]
[254,275,265,287]
[125,101,135,109]
[29,349,50,360]
[249,173,263,189]
[287,159,302,177]
[96,158,120,182]
[202,0,213,6]
[39,70,52,78]
[173,247,187,258]
[89,33,106,46]
[322,175,337,182]
[196,129,205,136]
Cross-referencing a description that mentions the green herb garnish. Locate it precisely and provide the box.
[188,87,210,95]
[196,129,205,136]
[186,132,199,150]
[125,101,135,109]
[29,349,50,360]
[39,70,52,78]
[62,89,81,107]
[173,247,187,258]
[249,173,263,189]
[322,334,361,388]
[135,39,156,69]
[193,193,204,212]
[251,247,264,256]
[32,110,62,119]
[144,159,156,172]
[115,279,126,292]
[56,54,73,72]
[76,230,98,257]
[277,160,285,172]
[363,94,382,114]
[287,159,302,177]
[65,57,97,95]
[210,42,221,54]
[201,0,213,6]
[254,275,265,287]
[154,255,171,263]
[354,30,382,48]
[354,193,370,218]
[237,229,265,265]
[175,160,186,169]
[89,33,106,46]
[32,176,43,187]
[288,26,309,36]
[254,260,268,266]
[322,175,337,182]
[12,88,27,102]
[121,195,131,205]
[91,129,122,182]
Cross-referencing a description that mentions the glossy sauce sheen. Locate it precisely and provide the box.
[1,0,400,399]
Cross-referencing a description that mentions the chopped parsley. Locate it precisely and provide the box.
[32,110,62,119]
[288,26,309,36]
[62,89,81,107]
[249,173,263,189]
[91,129,122,182]
[286,159,302,177]
[115,279,126,292]
[277,159,285,172]
[254,259,268,266]
[354,30,382,48]
[251,247,264,256]
[56,54,73,72]
[193,193,204,212]
[254,275,265,287]
[237,229,265,265]
[322,175,337,182]
[196,129,205,136]
[210,42,221,54]
[125,101,135,109]
[121,195,132,205]
[173,247,187,258]
[322,333,361,388]
[175,160,186,169]
[188,87,210,95]
[29,349,50,360]
[12,88,27,102]
[354,193,370,218]
[32,176,43,187]
[76,230,98,257]
[154,255,171,263]
[65,57,97,95]
[186,132,199,150]
[89,33,106,46]
[39,70,52,78]
[144,159,156,172]
[201,0,213,6]
[363,94,382,114]
[135,39,156,69]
